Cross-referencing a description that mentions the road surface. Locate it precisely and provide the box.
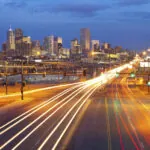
[0,65,150,150]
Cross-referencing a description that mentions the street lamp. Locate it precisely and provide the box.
[20,58,25,100]
[37,51,41,56]
[5,61,8,95]
[143,51,147,56]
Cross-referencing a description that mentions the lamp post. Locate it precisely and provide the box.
[5,61,8,95]
[21,59,24,100]
[148,58,150,93]
[142,51,147,56]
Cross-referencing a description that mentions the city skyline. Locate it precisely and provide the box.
[0,25,146,52]
[0,0,150,50]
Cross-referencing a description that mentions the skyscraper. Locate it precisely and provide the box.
[32,40,41,56]
[102,42,111,50]
[7,26,15,51]
[80,28,90,56]
[91,40,100,51]
[15,28,23,56]
[22,36,32,57]
[54,37,63,56]
[43,36,55,56]
[71,38,81,55]
[15,28,23,40]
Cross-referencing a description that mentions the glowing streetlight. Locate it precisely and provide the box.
[91,51,96,56]
[143,51,147,56]
[37,51,41,56]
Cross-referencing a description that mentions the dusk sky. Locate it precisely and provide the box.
[0,0,150,50]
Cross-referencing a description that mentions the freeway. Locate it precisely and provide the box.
[0,63,150,150]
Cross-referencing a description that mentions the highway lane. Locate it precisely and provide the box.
[66,76,150,150]
[0,83,90,149]
[1,68,112,150]
[118,83,150,149]
[2,64,148,150]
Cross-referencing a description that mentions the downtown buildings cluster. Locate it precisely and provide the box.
[0,26,135,63]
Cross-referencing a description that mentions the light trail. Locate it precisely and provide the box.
[120,83,150,147]
[38,83,101,150]
[111,83,124,150]
[51,83,101,150]
[0,83,84,134]
[0,83,84,130]
[0,82,83,98]
[116,83,141,150]
[119,114,140,150]
[11,83,92,150]
[0,63,128,99]
[1,83,90,150]
[0,63,130,149]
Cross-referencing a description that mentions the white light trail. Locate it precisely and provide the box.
[1,84,90,150]
[0,83,84,134]
[51,83,101,150]
[0,82,83,98]
[0,63,130,150]
[38,83,101,150]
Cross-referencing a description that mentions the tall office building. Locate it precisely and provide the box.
[71,38,81,55]
[15,28,23,40]
[80,28,90,56]
[15,28,23,56]
[32,40,41,56]
[54,37,63,56]
[43,36,55,56]
[102,42,111,50]
[91,40,100,51]
[6,26,15,56]
[21,36,32,57]
[7,26,15,51]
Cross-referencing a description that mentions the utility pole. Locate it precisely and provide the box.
[5,61,8,95]
[148,59,150,93]
[109,50,111,70]
[148,74,150,93]
[21,60,24,100]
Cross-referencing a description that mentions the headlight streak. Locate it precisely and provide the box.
[38,83,101,150]
[0,64,128,99]
[0,63,130,150]
[116,81,141,149]
[0,84,89,150]
[0,82,83,98]
[0,83,85,134]
[121,83,149,147]
[51,83,101,150]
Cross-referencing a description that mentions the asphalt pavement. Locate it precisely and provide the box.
[0,67,150,150]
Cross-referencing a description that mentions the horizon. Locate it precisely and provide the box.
[1,0,150,51]
[0,25,145,51]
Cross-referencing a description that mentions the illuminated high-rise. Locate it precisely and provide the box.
[80,28,90,56]
[43,36,55,55]
[15,28,23,40]
[7,26,15,51]
[54,37,63,56]
[15,28,23,56]
[91,40,100,51]
[6,26,15,56]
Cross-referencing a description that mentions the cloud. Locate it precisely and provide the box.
[4,0,27,8]
[122,11,150,20]
[117,0,150,6]
[32,3,111,18]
